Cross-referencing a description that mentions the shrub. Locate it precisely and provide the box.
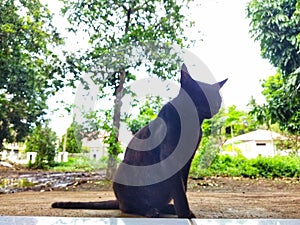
[252,156,300,178]
[190,154,300,178]
[26,124,57,169]
[52,156,107,172]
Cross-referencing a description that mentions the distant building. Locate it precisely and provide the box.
[222,129,287,158]
[82,138,107,161]
[1,141,69,164]
[1,142,26,162]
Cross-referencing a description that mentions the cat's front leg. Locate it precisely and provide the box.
[171,173,195,218]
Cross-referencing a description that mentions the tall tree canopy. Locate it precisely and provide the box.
[0,0,69,148]
[61,0,194,178]
[247,0,300,75]
[247,0,300,135]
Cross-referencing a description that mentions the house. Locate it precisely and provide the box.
[222,129,287,159]
[1,141,68,164]
[82,138,107,161]
[1,142,26,162]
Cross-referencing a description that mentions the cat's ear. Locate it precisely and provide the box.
[214,78,228,89]
[180,63,192,85]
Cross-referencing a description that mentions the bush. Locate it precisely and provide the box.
[191,154,300,178]
[52,156,107,172]
[26,124,57,169]
[191,136,221,175]
[253,156,300,178]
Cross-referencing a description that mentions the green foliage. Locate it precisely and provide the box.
[192,106,300,178]
[61,0,193,80]
[0,0,69,149]
[191,106,258,176]
[190,136,220,176]
[104,128,123,157]
[58,120,83,153]
[191,155,300,179]
[249,71,300,136]
[247,0,300,136]
[252,156,298,178]
[125,96,164,134]
[202,105,258,140]
[275,134,300,156]
[60,1,194,177]
[25,124,57,169]
[53,155,108,172]
[202,106,257,142]
[82,109,123,157]
[247,0,300,75]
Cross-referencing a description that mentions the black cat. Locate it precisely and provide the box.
[52,64,227,218]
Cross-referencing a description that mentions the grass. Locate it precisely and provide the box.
[51,156,108,172]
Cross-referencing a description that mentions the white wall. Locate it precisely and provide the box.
[235,141,275,159]
[222,140,277,159]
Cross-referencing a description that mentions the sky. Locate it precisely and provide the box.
[189,1,275,107]
[45,0,276,136]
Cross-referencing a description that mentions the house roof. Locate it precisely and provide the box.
[224,129,287,145]
[82,138,104,148]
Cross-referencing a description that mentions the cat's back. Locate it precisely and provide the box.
[122,102,181,166]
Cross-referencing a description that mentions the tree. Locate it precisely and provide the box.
[61,0,194,178]
[25,124,57,168]
[126,96,164,134]
[247,0,300,75]
[0,0,70,149]
[249,71,299,132]
[82,108,122,177]
[58,120,83,153]
[247,0,300,135]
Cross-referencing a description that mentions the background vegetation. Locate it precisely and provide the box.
[52,155,108,172]
[247,0,300,137]
[0,0,299,177]
[191,155,300,179]
[60,0,195,179]
[25,124,57,168]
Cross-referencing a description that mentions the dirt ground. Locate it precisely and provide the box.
[1,173,300,219]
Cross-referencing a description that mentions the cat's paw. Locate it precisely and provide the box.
[177,210,196,218]
[146,208,160,218]
[189,211,196,218]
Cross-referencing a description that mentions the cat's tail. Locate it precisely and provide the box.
[51,200,119,210]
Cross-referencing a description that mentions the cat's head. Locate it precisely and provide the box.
[180,64,227,119]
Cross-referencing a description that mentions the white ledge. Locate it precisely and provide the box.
[0,217,298,225]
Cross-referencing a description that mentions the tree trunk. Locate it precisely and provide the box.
[106,6,131,179]
[106,154,118,180]
[106,70,126,179]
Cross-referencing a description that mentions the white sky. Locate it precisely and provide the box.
[191,1,275,108]
[45,0,276,136]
